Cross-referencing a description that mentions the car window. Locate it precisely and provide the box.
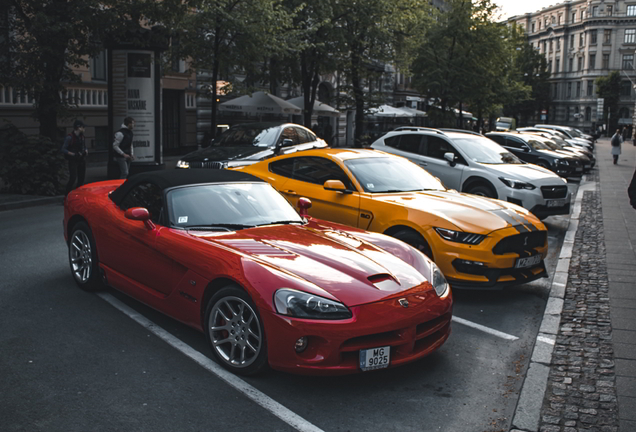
[487,135,505,146]
[278,127,300,145]
[215,125,280,147]
[526,139,549,150]
[398,134,425,154]
[384,135,400,148]
[120,182,164,224]
[291,157,355,190]
[269,158,295,178]
[295,128,316,144]
[504,137,526,149]
[426,136,456,160]
[344,157,446,193]
[452,136,524,164]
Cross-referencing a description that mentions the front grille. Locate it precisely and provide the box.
[541,185,568,199]
[493,231,547,255]
[188,161,224,169]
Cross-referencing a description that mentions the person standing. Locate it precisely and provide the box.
[61,119,88,196]
[113,117,135,179]
[611,128,622,165]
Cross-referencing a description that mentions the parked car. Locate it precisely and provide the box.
[517,127,596,162]
[485,132,584,178]
[518,131,594,170]
[63,169,452,375]
[232,148,550,290]
[370,128,571,219]
[534,124,594,148]
[175,123,327,170]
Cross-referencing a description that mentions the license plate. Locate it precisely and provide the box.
[547,199,565,208]
[360,346,390,371]
[515,254,542,268]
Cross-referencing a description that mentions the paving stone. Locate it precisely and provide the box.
[615,359,636,377]
[610,330,636,346]
[613,343,636,360]
[618,395,636,421]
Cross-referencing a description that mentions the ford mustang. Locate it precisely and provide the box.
[63,170,452,375]
[232,148,550,290]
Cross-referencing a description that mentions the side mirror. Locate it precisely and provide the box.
[324,179,352,194]
[443,152,456,167]
[297,197,312,218]
[523,146,531,152]
[274,139,294,154]
[125,207,155,230]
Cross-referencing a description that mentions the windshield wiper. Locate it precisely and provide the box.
[185,224,255,231]
[256,220,305,227]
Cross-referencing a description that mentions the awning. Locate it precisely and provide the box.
[219,91,302,115]
[287,97,340,117]
[367,105,413,118]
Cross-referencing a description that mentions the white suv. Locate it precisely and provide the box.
[371,128,571,219]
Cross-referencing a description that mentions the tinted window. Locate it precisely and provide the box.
[279,127,300,145]
[291,157,354,190]
[398,134,425,154]
[215,125,280,147]
[487,135,505,146]
[384,135,400,148]
[426,136,456,159]
[120,182,164,224]
[504,137,526,149]
[296,128,316,144]
[269,158,295,178]
[344,157,446,193]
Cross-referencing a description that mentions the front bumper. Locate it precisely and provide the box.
[262,286,452,375]
[447,260,547,290]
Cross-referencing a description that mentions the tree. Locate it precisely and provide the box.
[596,71,621,132]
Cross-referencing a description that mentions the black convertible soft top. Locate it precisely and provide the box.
[109,169,264,206]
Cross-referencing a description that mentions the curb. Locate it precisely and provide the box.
[0,196,64,212]
[510,176,595,432]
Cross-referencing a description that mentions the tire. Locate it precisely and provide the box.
[391,228,434,260]
[68,221,102,291]
[466,183,497,198]
[204,286,268,376]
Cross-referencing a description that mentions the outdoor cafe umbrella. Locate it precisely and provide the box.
[218,91,302,115]
[399,106,427,117]
[287,97,340,117]
[367,104,413,118]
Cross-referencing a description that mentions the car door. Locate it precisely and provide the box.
[108,182,183,296]
[273,156,362,227]
[504,137,537,164]
[422,135,466,190]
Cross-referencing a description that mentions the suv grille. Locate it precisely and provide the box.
[188,161,224,169]
[493,231,547,255]
[541,185,567,199]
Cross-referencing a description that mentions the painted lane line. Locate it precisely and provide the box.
[97,293,325,432]
[452,316,519,341]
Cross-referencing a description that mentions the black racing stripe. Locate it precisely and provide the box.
[493,210,529,233]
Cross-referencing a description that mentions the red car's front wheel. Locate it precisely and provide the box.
[68,222,102,291]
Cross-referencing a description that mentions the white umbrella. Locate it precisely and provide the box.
[219,91,302,115]
[399,106,427,117]
[367,104,413,118]
[287,97,340,117]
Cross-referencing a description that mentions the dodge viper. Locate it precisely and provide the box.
[63,170,452,375]
[232,148,550,290]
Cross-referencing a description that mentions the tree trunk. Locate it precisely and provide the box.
[351,52,365,147]
[210,28,221,140]
[37,55,66,141]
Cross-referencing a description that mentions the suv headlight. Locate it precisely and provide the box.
[274,289,352,320]
[435,228,485,245]
[176,160,190,169]
[499,177,536,190]
[430,262,449,297]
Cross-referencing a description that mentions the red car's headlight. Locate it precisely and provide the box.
[274,289,352,320]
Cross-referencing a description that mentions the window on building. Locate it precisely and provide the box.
[556,58,560,72]
[602,54,610,69]
[548,60,553,72]
[532,22,536,32]
[592,6,599,17]
[569,57,574,71]
[621,81,633,96]
[625,29,636,44]
[580,33,585,47]
[578,57,583,71]
[629,5,636,16]
[570,34,575,47]
[558,15,562,25]
[549,40,553,51]
[607,5,613,16]
[585,107,592,121]
[572,12,576,23]
[567,82,572,98]
[576,81,581,97]
[591,30,598,44]
[604,29,612,43]
[90,50,107,81]
[557,38,561,50]
[587,80,593,96]
[543,41,547,52]
[623,54,634,69]
[553,83,558,98]
[566,106,570,121]
[552,16,556,24]
[581,10,585,20]
[589,54,596,70]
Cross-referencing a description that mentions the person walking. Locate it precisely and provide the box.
[61,119,88,196]
[113,117,135,179]
[629,168,636,209]
[611,128,622,165]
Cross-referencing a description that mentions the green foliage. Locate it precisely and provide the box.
[596,71,621,130]
[0,123,67,196]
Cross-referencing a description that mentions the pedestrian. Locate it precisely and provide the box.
[113,117,135,179]
[61,119,88,196]
[622,126,630,142]
[629,168,636,209]
[610,128,622,165]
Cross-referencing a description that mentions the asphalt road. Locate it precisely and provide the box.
[0,181,578,432]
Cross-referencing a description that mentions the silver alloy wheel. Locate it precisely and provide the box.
[70,230,92,283]
[209,296,262,369]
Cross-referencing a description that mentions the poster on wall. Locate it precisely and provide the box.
[111,50,156,163]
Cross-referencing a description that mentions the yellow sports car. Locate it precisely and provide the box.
[232,148,548,289]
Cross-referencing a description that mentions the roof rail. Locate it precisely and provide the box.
[438,128,483,136]
[392,126,446,135]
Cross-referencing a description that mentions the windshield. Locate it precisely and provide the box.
[214,126,280,148]
[526,138,550,150]
[566,128,582,138]
[452,136,523,164]
[167,183,303,229]
[343,157,446,193]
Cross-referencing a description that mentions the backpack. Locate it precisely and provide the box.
[611,134,620,147]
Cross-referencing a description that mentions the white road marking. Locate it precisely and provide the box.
[452,316,519,341]
[537,335,555,345]
[97,292,325,432]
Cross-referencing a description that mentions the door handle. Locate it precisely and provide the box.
[284,190,298,195]
[418,162,428,167]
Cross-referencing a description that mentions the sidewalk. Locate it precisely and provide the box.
[0,156,181,211]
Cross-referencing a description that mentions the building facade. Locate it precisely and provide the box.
[511,0,636,132]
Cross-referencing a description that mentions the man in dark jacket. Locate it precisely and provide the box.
[113,117,135,178]
[629,168,636,209]
[61,119,88,195]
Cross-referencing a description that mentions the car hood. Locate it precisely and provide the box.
[192,225,431,306]
[479,163,563,182]
[373,191,539,234]
[181,146,273,162]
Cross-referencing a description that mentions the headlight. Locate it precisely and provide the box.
[556,159,569,165]
[430,262,449,297]
[499,177,536,190]
[274,289,352,320]
[435,227,485,245]
[176,160,190,169]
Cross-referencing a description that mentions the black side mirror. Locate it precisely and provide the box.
[275,139,294,154]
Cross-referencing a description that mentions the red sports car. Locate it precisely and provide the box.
[64,170,452,375]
